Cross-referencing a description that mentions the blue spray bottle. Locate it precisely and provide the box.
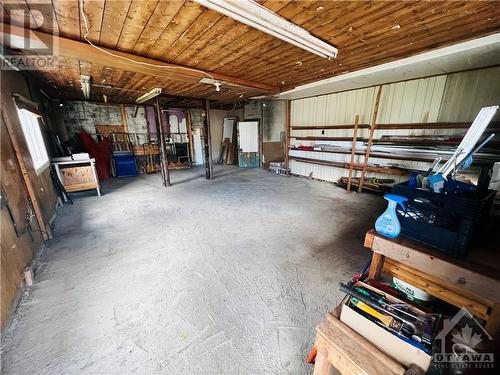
[375,194,408,238]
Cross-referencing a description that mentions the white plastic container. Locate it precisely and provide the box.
[391,277,435,305]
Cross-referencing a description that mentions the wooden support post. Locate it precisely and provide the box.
[312,351,331,375]
[284,100,291,174]
[485,303,500,340]
[346,114,360,191]
[369,252,385,280]
[155,97,171,187]
[259,102,264,168]
[120,104,128,132]
[186,110,194,164]
[204,99,213,180]
[358,85,382,193]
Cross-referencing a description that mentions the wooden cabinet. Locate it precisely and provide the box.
[52,158,101,197]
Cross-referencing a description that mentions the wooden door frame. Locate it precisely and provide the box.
[1,106,51,240]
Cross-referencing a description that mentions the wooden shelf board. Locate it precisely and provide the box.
[291,124,370,130]
[291,122,500,131]
[289,147,438,163]
[289,136,368,142]
[289,156,420,176]
[364,230,500,302]
[64,182,100,192]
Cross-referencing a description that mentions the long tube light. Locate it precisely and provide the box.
[194,0,337,59]
[80,75,91,99]
[136,88,162,103]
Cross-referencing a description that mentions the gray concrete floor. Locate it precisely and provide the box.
[1,166,384,374]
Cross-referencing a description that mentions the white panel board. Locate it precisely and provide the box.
[193,128,204,165]
[238,121,259,152]
[223,118,234,141]
[169,115,179,133]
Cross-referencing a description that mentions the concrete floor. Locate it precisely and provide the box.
[1,166,384,374]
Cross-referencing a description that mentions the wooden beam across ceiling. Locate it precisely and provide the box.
[0,23,280,94]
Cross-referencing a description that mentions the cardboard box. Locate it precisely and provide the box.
[340,282,432,371]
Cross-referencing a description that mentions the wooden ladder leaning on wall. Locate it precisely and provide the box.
[357,85,382,193]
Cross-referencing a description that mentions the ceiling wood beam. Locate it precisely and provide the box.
[0,23,280,93]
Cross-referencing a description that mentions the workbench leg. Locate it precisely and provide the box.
[313,351,331,375]
[368,252,385,280]
[485,303,500,341]
[54,165,67,203]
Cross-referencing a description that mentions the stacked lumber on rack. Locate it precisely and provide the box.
[289,144,499,165]
[217,117,238,165]
[217,139,236,164]
[289,156,424,176]
[337,177,394,193]
[287,116,500,192]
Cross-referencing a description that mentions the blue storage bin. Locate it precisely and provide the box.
[113,151,138,177]
[391,182,495,257]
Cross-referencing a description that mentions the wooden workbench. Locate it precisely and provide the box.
[364,229,500,337]
[52,158,101,197]
[314,307,406,375]
[313,229,500,374]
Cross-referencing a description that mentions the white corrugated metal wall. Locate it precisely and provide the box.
[289,66,500,183]
[438,66,500,122]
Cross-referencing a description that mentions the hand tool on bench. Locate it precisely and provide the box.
[339,282,433,345]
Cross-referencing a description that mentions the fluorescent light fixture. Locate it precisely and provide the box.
[249,95,269,99]
[136,88,162,103]
[80,75,91,99]
[194,0,337,59]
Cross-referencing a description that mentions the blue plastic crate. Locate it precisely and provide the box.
[113,151,138,177]
[391,182,495,257]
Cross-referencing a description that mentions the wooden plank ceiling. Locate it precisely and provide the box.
[2,0,500,104]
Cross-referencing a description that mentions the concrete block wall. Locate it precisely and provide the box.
[61,101,153,147]
[62,101,122,142]
[125,106,149,134]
